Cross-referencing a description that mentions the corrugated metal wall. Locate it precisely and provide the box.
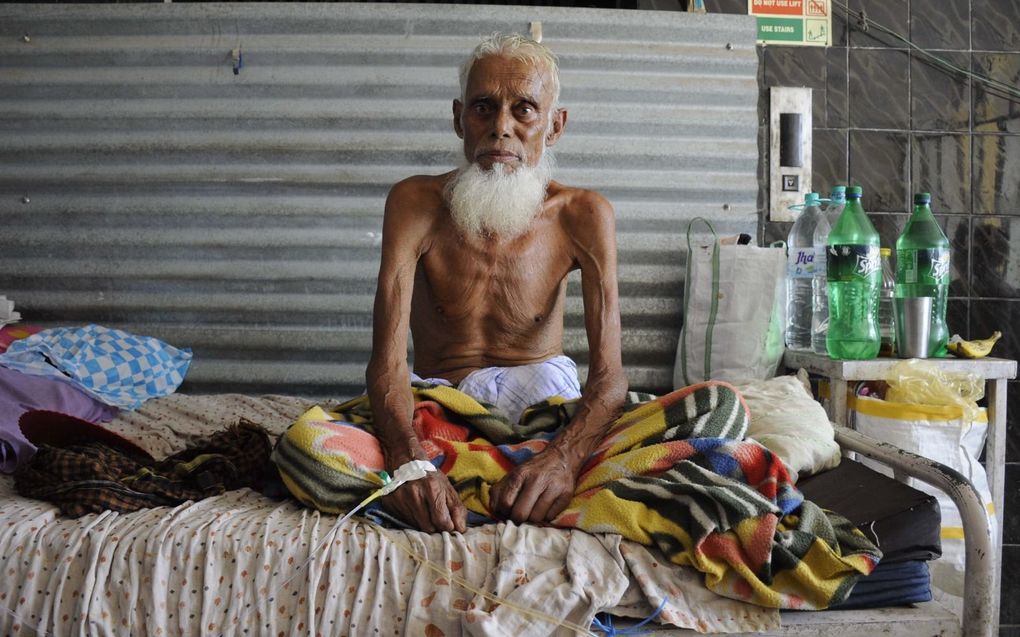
[0,3,759,398]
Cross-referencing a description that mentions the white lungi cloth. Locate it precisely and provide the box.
[411,355,581,425]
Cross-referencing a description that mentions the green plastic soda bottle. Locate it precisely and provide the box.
[895,192,950,357]
[826,186,881,359]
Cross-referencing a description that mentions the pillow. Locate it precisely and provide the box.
[732,372,840,480]
[0,324,191,410]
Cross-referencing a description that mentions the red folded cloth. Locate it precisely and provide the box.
[0,324,43,353]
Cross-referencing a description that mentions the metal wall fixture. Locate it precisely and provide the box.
[0,4,759,397]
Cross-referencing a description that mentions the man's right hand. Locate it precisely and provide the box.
[379,470,467,534]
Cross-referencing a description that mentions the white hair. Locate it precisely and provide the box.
[458,32,561,107]
[445,150,555,239]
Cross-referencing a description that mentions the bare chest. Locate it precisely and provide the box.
[415,229,574,325]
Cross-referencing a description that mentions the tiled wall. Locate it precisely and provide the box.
[705,0,1020,631]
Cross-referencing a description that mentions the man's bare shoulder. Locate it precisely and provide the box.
[549,182,615,232]
[387,172,454,212]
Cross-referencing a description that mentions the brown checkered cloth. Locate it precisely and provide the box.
[14,420,273,517]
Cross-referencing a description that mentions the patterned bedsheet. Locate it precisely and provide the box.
[0,393,777,636]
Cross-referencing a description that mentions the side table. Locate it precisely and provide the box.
[783,351,1016,625]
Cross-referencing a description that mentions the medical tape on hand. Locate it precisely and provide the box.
[369,459,436,499]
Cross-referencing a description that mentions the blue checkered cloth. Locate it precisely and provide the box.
[0,324,192,410]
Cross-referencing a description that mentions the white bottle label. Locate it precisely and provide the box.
[787,249,816,278]
[814,245,827,273]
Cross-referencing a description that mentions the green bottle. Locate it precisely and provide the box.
[895,193,950,357]
[826,186,881,360]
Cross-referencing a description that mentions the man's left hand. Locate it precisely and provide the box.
[489,446,578,524]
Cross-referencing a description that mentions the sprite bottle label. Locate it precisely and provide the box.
[827,244,881,282]
[897,247,950,285]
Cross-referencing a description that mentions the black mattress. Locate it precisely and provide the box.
[797,457,941,609]
[797,456,941,563]
[831,559,933,609]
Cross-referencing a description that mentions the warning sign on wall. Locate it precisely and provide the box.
[749,0,831,47]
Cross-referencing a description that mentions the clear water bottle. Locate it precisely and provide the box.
[879,248,897,356]
[826,185,881,360]
[786,192,825,350]
[811,186,846,354]
[895,192,951,357]
[824,185,847,229]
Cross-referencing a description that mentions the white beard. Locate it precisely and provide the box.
[446,151,554,239]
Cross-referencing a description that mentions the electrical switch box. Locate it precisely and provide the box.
[769,87,812,221]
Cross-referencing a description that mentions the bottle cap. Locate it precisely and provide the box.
[914,192,931,204]
[847,185,863,198]
[805,192,820,205]
[880,247,891,256]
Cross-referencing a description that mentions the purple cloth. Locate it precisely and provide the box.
[0,367,119,473]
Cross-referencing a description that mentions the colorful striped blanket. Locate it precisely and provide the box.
[271,380,881,609]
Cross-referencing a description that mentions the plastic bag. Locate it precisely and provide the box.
[674,219,786,386]
[853,358,993,598]
[852,395,994,597]
[884,359,984,423]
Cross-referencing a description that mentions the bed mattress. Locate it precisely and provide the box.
[0,393,779,636]
[797,456,941,563]
[797,457,940,609]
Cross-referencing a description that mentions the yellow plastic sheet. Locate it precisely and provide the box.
[884,359,984,422]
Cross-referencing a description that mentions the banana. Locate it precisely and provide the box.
[947,331,1002,359]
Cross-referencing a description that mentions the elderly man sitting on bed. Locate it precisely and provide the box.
[276,35,878,606]
[366,33,627,534]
